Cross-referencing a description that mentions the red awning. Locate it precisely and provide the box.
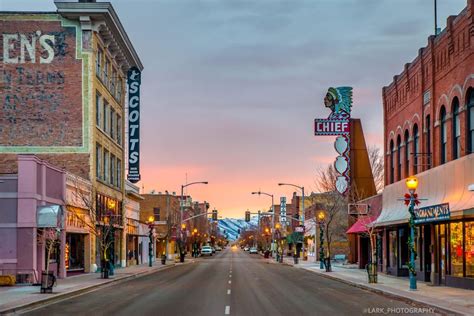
[346,216,377,234]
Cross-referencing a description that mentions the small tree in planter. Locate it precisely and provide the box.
[37,228,60,293]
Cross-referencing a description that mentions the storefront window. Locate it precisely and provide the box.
[450,222,463,277]
[66,233,85,271]
[466,222,474,278]
[389,230,397,268]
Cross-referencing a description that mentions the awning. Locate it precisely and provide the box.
[374,154,474,227]
[346,216,377,234]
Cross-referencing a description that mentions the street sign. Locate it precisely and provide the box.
[295,225,305,233]
[280,197,286,223]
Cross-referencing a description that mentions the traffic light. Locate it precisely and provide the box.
[212,209,218,221]
[245,211,250,222]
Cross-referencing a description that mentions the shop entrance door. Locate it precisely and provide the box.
[438,224,447,285]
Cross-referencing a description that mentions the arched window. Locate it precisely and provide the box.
[413,124,419,174]
[426,115,431,169]
[390,140,395,184]
[404,130,410,178]
[397,135,402,181]
[452,98,460,159]
[440,106,447,164]
[468,89,474,153]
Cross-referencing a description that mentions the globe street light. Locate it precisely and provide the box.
[317,211,325,270]
[251,191,275,257]
[405,176,418,290]
[147,215,155,267]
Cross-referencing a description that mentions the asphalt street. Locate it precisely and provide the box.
[23,248,433,316]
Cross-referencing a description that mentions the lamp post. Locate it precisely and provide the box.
[405,176,419,290]
[252,191,275,257]
[317,211,325,269]
[278,183,305,258]
[180,181,208,261]
[147,215,155,267]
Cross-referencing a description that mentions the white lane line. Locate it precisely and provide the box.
[228,280,232,284]
[225,306,230,315]
[227,289,231,295]
[229,274,232,278]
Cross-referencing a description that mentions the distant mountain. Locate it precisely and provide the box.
[218,217,258,241]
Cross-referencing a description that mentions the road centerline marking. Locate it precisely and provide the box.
[225,305,230,315]
[227,289,231,295]
[228,280,231,284]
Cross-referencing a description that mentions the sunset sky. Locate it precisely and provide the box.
[2,0,466,218]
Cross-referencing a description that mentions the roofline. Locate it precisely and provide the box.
[54,1,143,70]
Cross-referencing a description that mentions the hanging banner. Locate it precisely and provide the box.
[127,67,141,183]
[280,197,287,223]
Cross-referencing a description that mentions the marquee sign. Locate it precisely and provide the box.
[280,197,287,224]
[414,203,450,224]
[314,87,353,195]
[127,67,141,183]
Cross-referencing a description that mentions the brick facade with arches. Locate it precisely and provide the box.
[383,0,474,185]
[377,0,474,290]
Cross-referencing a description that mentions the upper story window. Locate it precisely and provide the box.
[110,154,116,187]
[117,114,122,146]
[117,78,123,102]
[95,92,102,128]
[104,58,110,84]
[111,68,117,97]
[397,135,402,181]
[117,159,122,189]
[110,108,116,140]
[413,124,419,175]
[390,140,395,184]
[96,48,103,77]
[452,98,460,160]
[440,106,447,164]
[426,115,431,169]
[96,143,102,180]
[153,207,161,221]
[404,130,410,178]
[468,89,474,153]
[103,149,110,183]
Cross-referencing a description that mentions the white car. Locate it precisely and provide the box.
[201,246,213,256]
[215,246,222,251]
[244,246,250,251]
[249,247,258,254]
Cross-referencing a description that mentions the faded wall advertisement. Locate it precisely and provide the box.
[0,18,83,148]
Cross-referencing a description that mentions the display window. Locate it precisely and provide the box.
[450,222,463,277]
[465,222,474,278]
[66,233,85,272]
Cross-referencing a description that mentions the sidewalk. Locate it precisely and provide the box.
[0,259,192,315]
[268,256,473,316]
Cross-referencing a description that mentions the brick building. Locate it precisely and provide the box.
[376,0,474,289]
[0,1,143,273]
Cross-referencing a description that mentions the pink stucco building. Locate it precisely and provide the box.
[0,155,67,282]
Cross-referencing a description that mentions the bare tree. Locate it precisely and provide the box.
[66,174,122,278]
[368,145,384,193]
[315,164,338,193]
[320,192,347,271]
[37,228,61,274]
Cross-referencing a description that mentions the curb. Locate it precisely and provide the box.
[282,262,464,316]
[0,260,193,315]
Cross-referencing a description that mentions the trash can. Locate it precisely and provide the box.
[264,250,270,258]
[40,271,56,293]
[293,254,299,264]
[161,255,166,265]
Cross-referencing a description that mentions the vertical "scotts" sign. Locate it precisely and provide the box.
[127,67,141,183]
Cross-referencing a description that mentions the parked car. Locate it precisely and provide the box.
[211,247,216,253]
[249,247,258,254]
[201,246,213,256]
[244,246,250,251]
[215,246,222,251]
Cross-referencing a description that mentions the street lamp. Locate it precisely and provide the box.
[147,215,155,267]
[180,181,208,262]
[251,191,275,257]
[405,176,418,290]
[317,211,325,270]
[278,183,305,258]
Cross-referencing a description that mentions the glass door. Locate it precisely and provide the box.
[439,224,447,284]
